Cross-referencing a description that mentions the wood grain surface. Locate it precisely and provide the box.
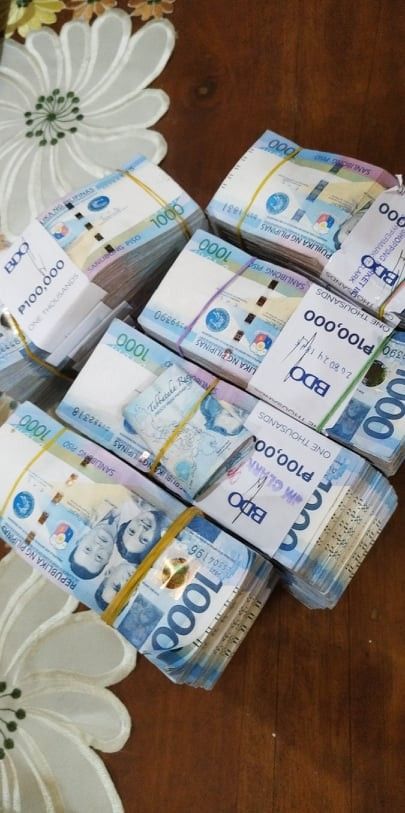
[104,3,405,811]
[2,1,405,811]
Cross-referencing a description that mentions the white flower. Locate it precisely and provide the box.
[0,9,175,239]
[0,551,136,813]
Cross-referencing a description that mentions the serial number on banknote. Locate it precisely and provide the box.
[188,544,236,579]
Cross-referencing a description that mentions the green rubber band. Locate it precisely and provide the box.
[316,332,393,433]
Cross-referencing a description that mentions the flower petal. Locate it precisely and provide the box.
[0,552,77,683]
[59,18,92,93]
[0,758,14,811]
[41,143,74,209]
[45,137,98,191]
[0,575,78,682]
[0,553,78,662]
[0,552,37,619]
[75,128,167,168]
[17,612,136,687]
[0,39,41,104]
[0,140,48,237]
[82,88,169,130]
[0,70,35,112]
[2,729,64,812]
[29,145,59,218]
[0,120,23,148]
[78,10,132,102]
[19,715,124,813]
[60,133,113,181]
[5,2,30,31]
[82,16,175,114]
[25,28,64,94]
[20,673,131,752]
[1,142,64,238]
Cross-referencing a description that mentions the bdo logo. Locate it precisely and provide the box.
[3,242,29,274]
[227,491,267,524]
[289,365,330,397]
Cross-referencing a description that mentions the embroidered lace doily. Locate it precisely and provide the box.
[0,9,175,239]
[0,551,136,812]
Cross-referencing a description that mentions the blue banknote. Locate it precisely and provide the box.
[0,401,274,687]
[327,330,405,473]
[123,363,253,498]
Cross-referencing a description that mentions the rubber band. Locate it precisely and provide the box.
[149,377,220,475]
[0,427,66,518]
[175,256,257,356]
[377,279,405,321]
[235,148,301,243]
[101,505,203,625]
[316,334,392,433]
[119,170,192,240]
[7,314,74,382]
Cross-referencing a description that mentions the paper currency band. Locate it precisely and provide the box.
[148,376,220,475]
[119,170,192,240]
[101,505,203,626]
[316,333,392,433]
[7,314,74,382]
[235,147,301,242]
[175,256,257,355]
[377,179,405,319]
[0,427,67,517]
[377,279,405,321]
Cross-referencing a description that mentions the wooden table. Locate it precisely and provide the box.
[4,1,405,810]
[105,3,405,811]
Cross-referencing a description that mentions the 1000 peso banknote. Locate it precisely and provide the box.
[0,401,275,687]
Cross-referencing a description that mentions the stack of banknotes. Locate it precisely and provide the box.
[0,156,205,403]
[0,306,77,410]
[206,130,404,327]
[274,452,397,608]
[138,229,404,475]
[0,401,277,688]
[321,184,405,328]
[122,362,254,499]
[56,319,398,608]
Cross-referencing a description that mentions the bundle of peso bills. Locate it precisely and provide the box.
[57,319,278,546]
[138,230,403,475]
[139,228,312,387]
[326,330,405,475]
[0,302,87,410]
[56,320,397,608]
[247,286,402,472]
[271,446,397,608]
[123,363,254,499]
[0,155,206,404]
[206,130,400,317]
[0,402,276,688]
[321,184,405,328]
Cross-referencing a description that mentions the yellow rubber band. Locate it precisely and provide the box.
[149,377,220,475]
[8,315,74,383]
[101,505,203,626]
[120,170,192,241]
[0,427,66,518]
[236,148,300,243]
[377,279,405,320]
